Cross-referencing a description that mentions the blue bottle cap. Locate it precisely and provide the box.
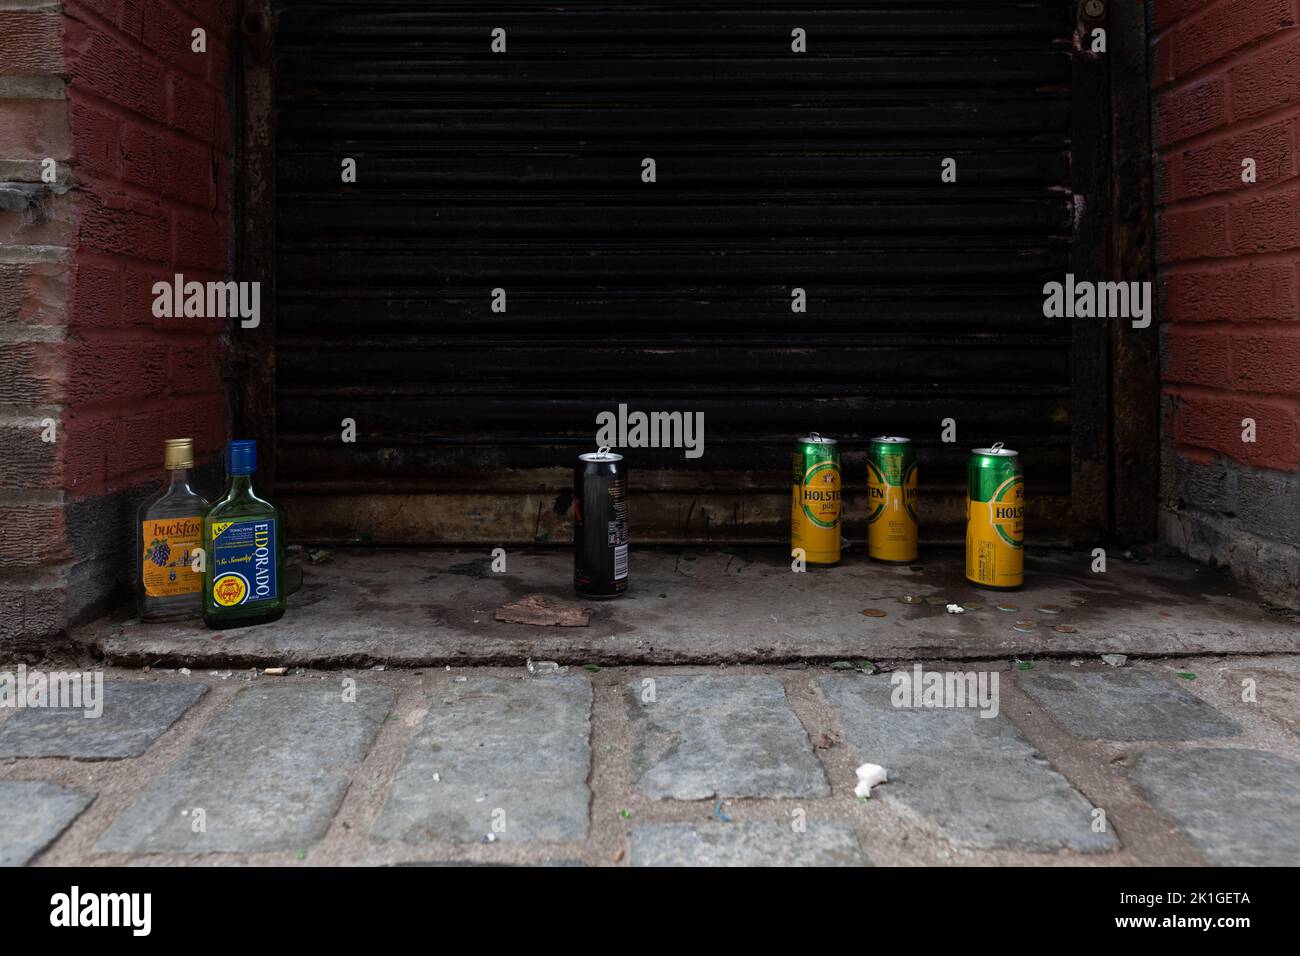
[228,440,257,476]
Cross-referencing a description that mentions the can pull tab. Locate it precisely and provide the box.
[991,441,1005,453]
[597,446,612,458]
[809,432,822,442]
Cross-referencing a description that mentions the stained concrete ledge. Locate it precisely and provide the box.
[73,547,1300,668]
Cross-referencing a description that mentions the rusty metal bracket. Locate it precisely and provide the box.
[240,0,274,67]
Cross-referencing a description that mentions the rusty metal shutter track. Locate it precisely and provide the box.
[271,0,1075,544]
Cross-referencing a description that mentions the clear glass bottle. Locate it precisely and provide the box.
[137,438,210,621]
[203,439,286,629]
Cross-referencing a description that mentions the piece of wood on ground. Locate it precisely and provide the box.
[494,594,592,627]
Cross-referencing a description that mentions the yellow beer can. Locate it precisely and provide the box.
[791,433,841,566]
[866,436,918,563]
[965,443,1024,589]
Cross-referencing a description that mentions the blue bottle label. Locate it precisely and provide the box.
[210,519,278,607]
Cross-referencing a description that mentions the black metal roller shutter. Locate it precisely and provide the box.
[270,0,1083,546]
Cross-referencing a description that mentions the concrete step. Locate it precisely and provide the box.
[74,546,1300,668]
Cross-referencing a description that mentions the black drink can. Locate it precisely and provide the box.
[574,449,629,598]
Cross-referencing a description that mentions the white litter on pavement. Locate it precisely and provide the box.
[526,658,567,676]
[854,763,888,799]
[945,604,965,614]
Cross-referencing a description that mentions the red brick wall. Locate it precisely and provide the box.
[0,0,233,647]
[63,0,231,496]
[1154,0,1300,468]
[0,3,75,646]
[1153,0,1300,605]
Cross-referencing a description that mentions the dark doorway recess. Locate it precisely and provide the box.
[234,0,1156,547]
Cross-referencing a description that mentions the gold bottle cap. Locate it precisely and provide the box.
[163,438,194,470]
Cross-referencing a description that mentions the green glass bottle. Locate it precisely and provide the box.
[203,440,286,629]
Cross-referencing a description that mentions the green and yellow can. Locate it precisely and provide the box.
[791,433,841,566]
[965,443,1024,589]
[866,436,918,564]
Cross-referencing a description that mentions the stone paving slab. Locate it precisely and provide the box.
[1126,748,1300,867]
[819,674,1118,853]
[629,822,866,866]
[75,548,1300,667]
[1214,665,1299,737]
[0,681,208,759]
[389,859,585,867]
[625,675,828,800]
[372,675,592,844]
[1018,670,1242,741]
[95,683,393,854]
[0,781,95,866]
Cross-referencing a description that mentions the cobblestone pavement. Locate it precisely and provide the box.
[1,656,1297,866]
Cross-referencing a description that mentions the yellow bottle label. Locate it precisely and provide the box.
[141,516,204,597]
[792,460,841,564]
[866,461,918,562]
[965,477,1025,587]
[212,573,249,607]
